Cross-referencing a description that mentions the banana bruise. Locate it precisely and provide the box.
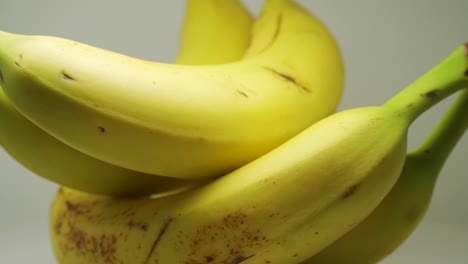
[49,44,468,264]
[306,88,468,264]
[0,0,253,197]
[0,0,344,179]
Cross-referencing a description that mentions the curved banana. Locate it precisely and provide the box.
[305,88,468,264]
[0,0,253,196]
[176,0,252,64]
[0,0,344,179]
[0,86,199,197]
[242,0,289,58]
[49,43,468,263]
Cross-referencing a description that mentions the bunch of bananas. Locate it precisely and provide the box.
[0,0,467,263]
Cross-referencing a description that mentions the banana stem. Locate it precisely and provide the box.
[384,43,468,124]
[410,88,468,170]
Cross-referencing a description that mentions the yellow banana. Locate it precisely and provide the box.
[0,87,199,197]
[49,43,468,263]
[0,0,254,196]
[176,0,252,64]
[0,0,344,179]
[305,88,468,264]
[242,0,288,58]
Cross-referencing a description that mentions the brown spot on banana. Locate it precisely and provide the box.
[232,254,256,263]
[341,184,360,199]
[65,200,94,215]
[236,89,249,98]
[64,225,119,264]
[204,255,215,262]
[126,220,150,231]
[263,67,311,93]
[422,89,439,100]
[55,208,120,263]
[60,70,76,81]
[1,53,25,84]
[53,213,65,236]
[144,217,173,264]
[177,210,267,263]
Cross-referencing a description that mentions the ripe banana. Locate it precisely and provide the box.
[0,0,253,196]
[0,0,344,179]
[176,0,252,65]
[49,43,468,263]
[0,86,200,197]
[242,0,289,58]
[306,88,468,264]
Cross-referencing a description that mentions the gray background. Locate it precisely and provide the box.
[1,0,467,263]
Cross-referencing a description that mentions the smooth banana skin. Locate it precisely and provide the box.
[176,0,252,64]
[49,44,468,263]
[0,0,253,196]
[0,0,344,179]
[306,88,468,264]
[0,86,201,197]
[242,0,290,58]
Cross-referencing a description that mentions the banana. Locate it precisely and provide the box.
[49,43,468,263]
[304,88,468,264]
[0,0,344,179]
[176,0,253,65]
[0,86,200,197]
[0,0,254,196]
[242,0,288,58]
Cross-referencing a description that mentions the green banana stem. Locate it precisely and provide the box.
[384,43,468,124]
[409,88,468,172]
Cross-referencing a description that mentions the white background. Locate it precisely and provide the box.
[1,0,467,263]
